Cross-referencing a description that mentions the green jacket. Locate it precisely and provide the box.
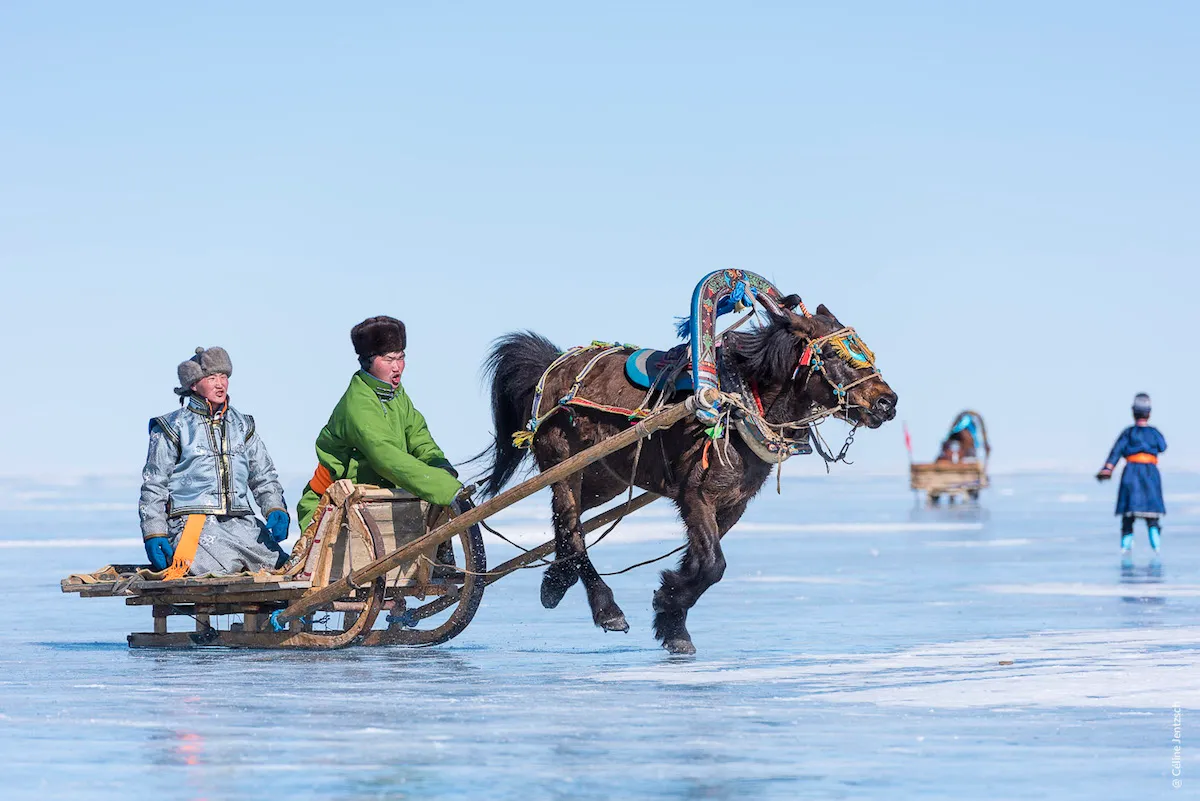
[297,371,462,529]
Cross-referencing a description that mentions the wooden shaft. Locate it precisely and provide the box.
[278,398,694,624]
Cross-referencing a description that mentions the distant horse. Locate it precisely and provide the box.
[479,298,898,654]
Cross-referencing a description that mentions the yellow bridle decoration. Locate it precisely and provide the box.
[826,330,876,370]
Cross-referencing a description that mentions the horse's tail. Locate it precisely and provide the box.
[475,331,561,498]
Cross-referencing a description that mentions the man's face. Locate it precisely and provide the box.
[191,373,229,405]
[369,351,405,388]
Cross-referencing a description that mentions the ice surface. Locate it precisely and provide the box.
[1,472,1197,799]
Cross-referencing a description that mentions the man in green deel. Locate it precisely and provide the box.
[296,315,462,531]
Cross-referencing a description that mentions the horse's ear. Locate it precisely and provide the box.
[785,309,821,338]
[779,294,808,315]
[763,293,819,336]
[815,304,843,325]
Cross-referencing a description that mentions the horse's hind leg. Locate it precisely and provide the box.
[653,496,727,655]
[540,477,581,609]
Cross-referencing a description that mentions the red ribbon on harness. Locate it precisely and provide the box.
[799,344,813,367]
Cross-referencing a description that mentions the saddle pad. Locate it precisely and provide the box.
[625,346,693,392]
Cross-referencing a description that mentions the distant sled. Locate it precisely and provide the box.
[910,410,990,505]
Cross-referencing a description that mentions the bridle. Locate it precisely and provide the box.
[749,292,885,425]
[720,321,886,469]
[798,325,886,413]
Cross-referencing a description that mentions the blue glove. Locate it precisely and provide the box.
[266,510,290,543]
[145,536,174,571]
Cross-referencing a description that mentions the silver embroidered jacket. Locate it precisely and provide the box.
[138,396,286,539]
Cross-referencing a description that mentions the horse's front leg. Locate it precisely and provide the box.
[544,477,630,633]
[653,494,726,655]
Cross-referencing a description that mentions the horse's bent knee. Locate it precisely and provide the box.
[700,554,726,587]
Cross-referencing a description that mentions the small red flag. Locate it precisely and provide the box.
[903,422,912,455]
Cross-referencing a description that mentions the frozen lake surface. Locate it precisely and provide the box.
[1,471,1197,799]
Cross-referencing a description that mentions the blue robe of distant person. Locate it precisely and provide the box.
[1104,425,1167,517]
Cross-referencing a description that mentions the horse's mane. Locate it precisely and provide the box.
[726,318,801,388]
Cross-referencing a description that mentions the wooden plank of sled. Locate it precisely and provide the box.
[134,580,311,596]
[125,589,308,604]
[63,579,137,595]
[124,589,309,606]
[68,575,293,596]
[131,602,279,615]
[355,487,420,502]
[71,583,128,597]
[278,396,698,628]
[128,590,308,604]
[127,628,385,648]
[128,633,202,647]
[134,574,273,589]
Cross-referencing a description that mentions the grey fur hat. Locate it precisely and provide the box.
[1132,393,1152,416]
[176,346,233,395]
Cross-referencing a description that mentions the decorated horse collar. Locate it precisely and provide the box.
[717,345,812,463]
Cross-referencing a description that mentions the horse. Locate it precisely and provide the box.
[477,297,898,654]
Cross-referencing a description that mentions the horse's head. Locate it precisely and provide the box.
[741,296,897,429]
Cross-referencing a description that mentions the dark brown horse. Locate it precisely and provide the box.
[479,299,898,654]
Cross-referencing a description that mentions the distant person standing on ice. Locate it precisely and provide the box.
[139,347,291,576]
[295,316,462,532]
[1096,393,1167,552]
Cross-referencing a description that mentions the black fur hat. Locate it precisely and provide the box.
[351,316,406,360]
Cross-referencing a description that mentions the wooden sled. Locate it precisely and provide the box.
[61,397,696,649]
[909,460,988,504]
[62,482,487,648]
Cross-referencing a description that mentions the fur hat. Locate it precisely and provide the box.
[176,346,233,395]
[351,316,406,360]
[1132,393,1152,417]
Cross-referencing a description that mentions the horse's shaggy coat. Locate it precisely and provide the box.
[479,301,897,654]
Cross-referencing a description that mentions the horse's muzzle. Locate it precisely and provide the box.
[872,393,898,422]
[855,392,897,428]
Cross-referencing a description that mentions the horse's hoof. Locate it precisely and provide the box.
[663,638,696,655]
[540,570,577,609]
[540,581,568,609]
[596,612,630,633]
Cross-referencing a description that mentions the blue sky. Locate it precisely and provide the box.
[1,2,1197,481]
